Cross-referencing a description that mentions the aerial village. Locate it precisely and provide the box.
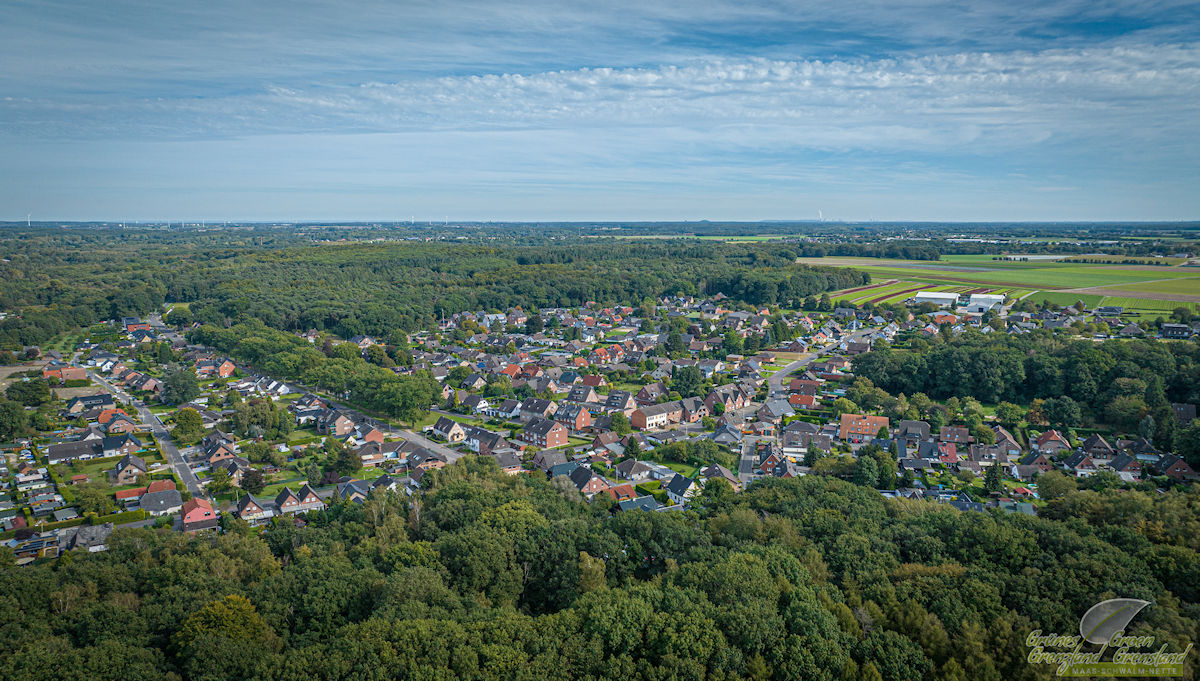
[3,288,1197,564]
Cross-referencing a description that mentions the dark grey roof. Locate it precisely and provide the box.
[47,439,101,463]
[117,452,147,473]
[568,465,597,489]
[140,489,183,514]
[492,451,523,470]
[549,461,580,477]
[533,450,567,470]
[618,496,659,512]
[638,401,681,417]
[525,416,561,436]
[664,474,695,497]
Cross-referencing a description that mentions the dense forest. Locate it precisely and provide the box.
[0,227,867,347]
[852,331,1200,456]
[4,221,1196,349]
[1,462,1196,680]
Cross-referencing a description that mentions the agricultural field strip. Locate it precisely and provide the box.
[1097,296,1200,312]
[831,278,1030,306]
[800,257,1200,292]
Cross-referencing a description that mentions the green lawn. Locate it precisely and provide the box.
[656,461,698,478]
[1098,296,1198,313]
[259,477,306,499]
[287,427,319,443]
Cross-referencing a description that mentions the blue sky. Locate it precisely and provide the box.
[2,0,1199,221]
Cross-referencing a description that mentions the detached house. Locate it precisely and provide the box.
[111,453,147,485]
[195,358,236,379]
[632,401,683,430]
[431,416,466,443]
[664,474,699,505]
[181,498,219,532]
[1107,454,1142,480]
[680,397,708,423]
[317,411,356,438]
[839,414,889,443]
[567,465,609,498]
[636,382,668,406]
[604,390,638,414]
[1155,455,1197,481]
[1033,430,1071,454]
[519,398,558,422]
[614,458,654,482]
[1062,452,1098,477]
[1018,451,1054,473]
[566,385,600,404]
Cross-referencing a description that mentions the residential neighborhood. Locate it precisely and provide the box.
[5,287,1198,566]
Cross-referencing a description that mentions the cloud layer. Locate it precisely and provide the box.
[1,0,1198,220]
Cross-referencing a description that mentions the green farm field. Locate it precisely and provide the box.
[1104,276,1200,295]
[829,279,1032,306]
[800,256,1200,302]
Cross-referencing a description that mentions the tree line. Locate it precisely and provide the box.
[852,330,1200,454]
[0,227,866,347]
[1,460,1196,680]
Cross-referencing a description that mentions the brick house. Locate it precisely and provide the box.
[181,498,219,532]
[522,416,568,448]
[111,453,147,485]
[838,414,890,442]
[554,403,592,431]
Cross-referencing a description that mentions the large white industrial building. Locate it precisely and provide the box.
[966,293,1006,313]
[912,291,960,308]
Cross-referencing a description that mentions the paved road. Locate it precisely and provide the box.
[736,331,872,483]
[397,427,465,463]
[84,368,206,499]
[264,371,465,464]
[767,330,872,396]
[134,404,206,498]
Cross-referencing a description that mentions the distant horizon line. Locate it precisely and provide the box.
[2,219,1199,226]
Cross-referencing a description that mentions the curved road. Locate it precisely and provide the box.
[247,369,465,465]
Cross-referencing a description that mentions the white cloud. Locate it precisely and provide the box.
[12,45,1195,159]
[2,0,1198,220]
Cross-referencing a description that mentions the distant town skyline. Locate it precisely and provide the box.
[2,0,1199,221]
